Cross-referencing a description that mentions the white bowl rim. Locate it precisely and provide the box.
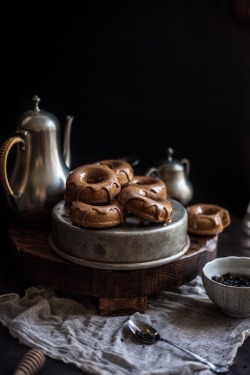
[202,256,250,289]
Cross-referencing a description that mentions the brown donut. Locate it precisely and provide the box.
[187,203,231,235]
[64,164,121,204]
[69,199,124,228]
[129,175,167,198]
[95,159,134,186]
[118,185,172,224]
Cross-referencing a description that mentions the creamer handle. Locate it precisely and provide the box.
[181,158,190,177]
[0,136,25,196]
[145,167,159,177]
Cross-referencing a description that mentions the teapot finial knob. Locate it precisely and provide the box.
[167,147,174,162]
[32,95,41,112]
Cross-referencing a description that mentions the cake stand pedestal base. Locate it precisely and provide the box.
[8,221,218,316]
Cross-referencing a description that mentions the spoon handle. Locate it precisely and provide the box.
[159,338,228,373]
[160,337,206,363]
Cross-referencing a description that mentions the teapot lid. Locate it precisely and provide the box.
[17,95,60,132]
[163,147,184,172]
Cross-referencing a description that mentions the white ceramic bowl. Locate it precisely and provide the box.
[202,256,250,318]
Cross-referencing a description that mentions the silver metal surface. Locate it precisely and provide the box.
[49,199,189,270]
[146,147,193,205]
[0,96,74,222]
[242,202,250,236]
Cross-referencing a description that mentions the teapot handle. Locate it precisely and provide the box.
[145,167,159,178]
[0,136,25,196]
[181,158,190,177]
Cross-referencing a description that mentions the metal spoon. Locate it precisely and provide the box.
[128,319,229,374]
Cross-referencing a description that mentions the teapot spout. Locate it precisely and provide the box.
[63,115,74,170]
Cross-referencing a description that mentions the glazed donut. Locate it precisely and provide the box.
[129,175,167,198]
[95,159,134,186]
[64,164,121,204]
[187,204,231,236]
[69,199,124,228]
[118,185,172,224]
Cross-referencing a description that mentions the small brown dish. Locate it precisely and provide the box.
[186,203,230,236]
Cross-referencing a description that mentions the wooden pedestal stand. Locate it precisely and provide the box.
[9,222,218,316]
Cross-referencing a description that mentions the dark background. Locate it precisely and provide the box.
[0,3,250,373]
[0,0,249,218]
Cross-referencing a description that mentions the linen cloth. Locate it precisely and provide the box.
[0,276,250,375]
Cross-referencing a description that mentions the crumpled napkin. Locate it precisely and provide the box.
[0,276,249,375]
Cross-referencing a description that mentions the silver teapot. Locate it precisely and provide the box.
[146,147,193,205]
[0,95,74,223]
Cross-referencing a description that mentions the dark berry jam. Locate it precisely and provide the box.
[212,272,250,287]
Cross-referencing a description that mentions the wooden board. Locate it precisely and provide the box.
[8,221,218,316]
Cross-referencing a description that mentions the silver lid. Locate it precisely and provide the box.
[163,147,184,172]
[17,95,60,132]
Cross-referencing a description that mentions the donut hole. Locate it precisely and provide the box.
[96,159,134,186]
[132,176,156,185]
[87,175,105,184]
[129,176,167,198]
[202,207,220,216]
[195,205,222,217]
[86,169,108,184]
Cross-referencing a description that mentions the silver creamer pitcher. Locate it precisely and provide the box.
[0,95,74,223]
[146,147,193,205]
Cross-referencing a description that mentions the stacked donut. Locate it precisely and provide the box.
[64,159,173,228]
